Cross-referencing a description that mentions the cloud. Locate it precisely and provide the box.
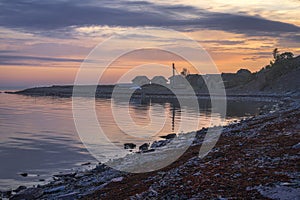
[288,35,300,42]
[242,51,272,61]
[242,55,270,61]
[197,14,300,36]
[278,36,300,49]
[0,54,84,66]
[0,50,17,53]
[0,0,171,30]
[198,40,245,45]
[0,61,41,66]
[0,0,299,38]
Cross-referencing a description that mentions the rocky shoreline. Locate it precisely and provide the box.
[5,84,300,99]
[1,97,299,199]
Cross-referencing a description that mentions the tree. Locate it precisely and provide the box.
[278,52,294,60]
[272,48,279,60]
[180,68,189,77]
[237,68,251,75]
[272,48,294,63]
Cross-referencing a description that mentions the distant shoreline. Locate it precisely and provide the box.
[5,84,299,100]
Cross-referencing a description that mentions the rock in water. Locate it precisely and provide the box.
[81,162,91,166]
[13,186,27,193]
[160,133,176,139]
[19,173,28,177]
[139,143,149,151]
[151,140,169,148]
[124,143,136,149]
[53,172,76,178]
[142,149,155,153]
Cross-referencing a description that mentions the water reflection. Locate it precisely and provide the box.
[0,92,269,190]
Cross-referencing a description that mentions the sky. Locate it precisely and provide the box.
[0,0,299,89]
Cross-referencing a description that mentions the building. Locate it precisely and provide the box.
[168,75,188,89]
[151,76,168,86]
[131,76,150,86]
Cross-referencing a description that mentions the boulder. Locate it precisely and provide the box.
[13,186,27,193]
[19,173,28,177]
[142,149,155,153]
[124,143,136,149]
[44,185,66,194]
[150,140,169,148]
[139,143,149,151]
[81,162,91,166]
[292,143,300,149]
[160,133,176,139]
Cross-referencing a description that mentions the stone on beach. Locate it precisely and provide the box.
[13,185,27,193]
[111,177,123,182]
[19,173,28,177]
[150,140,169,148]
[124,143,136,149]
[139,143,149,151]
[160,133,176,139]
[11,188,43,200]
[292,142,300,149]
[81,162,91,166]
[44,185,66,194]
[53,172,76,178]
[142,148,155,153]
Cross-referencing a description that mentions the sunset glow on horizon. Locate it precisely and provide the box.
[1,0,299,89]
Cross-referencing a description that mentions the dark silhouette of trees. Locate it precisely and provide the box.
[262,49,296,73]
[278,52,294,60]
[272,48,279,60]
[272,48,294,63]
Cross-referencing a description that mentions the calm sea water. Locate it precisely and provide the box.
[0,92,268,190]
